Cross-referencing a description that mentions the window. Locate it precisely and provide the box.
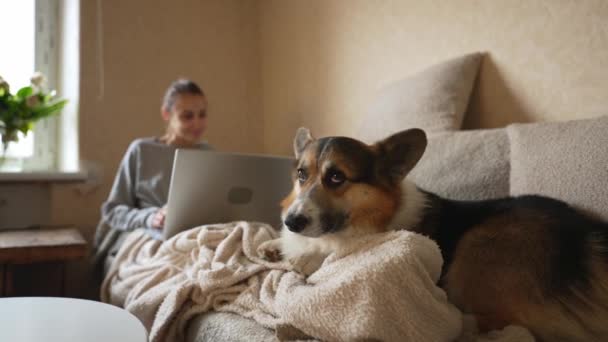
[0,0,36,159]
[0,0,79,172]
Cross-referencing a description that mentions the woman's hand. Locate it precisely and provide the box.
[151,206,167,230]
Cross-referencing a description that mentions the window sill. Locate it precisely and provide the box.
[0,169,87,183]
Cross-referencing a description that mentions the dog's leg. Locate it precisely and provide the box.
[257,238,283,262]
[258,238,326,275]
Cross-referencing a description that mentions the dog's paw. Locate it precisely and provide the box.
[257,239,283,262]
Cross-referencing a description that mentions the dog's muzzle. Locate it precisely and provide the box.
[284,214,310,233]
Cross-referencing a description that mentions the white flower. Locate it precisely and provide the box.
[30,72,46,88]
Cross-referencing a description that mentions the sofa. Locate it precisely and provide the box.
[181,114,608,341]
[100,53,608,341]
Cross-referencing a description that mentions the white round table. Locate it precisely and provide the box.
[0,297,147,342]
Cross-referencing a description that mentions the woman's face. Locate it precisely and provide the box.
[164,93,208,144]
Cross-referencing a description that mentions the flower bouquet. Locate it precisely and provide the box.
[0,72,68,157]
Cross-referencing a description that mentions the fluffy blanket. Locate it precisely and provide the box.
[101,221,533,342]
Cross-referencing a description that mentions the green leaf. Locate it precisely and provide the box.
[16,86,33,98]
[43,90,57,102]
[18,122,32,135]
[0,85,68,148]
[31,99,67,119]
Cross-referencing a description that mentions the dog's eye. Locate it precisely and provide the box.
[297,168,308,183]
[329,171,346,185]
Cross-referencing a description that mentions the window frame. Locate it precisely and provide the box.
[27,0,60,171]
[2,0,78,173]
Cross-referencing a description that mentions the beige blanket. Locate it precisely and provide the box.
[101,221,533,342]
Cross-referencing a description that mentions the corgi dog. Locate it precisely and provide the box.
[264,127,608,341]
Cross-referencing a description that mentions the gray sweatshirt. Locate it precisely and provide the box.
[93,137,212,262]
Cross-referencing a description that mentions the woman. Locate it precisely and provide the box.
[93,79,212,267]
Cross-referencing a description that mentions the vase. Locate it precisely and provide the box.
[0,137,24,172]
[0,138,9,161]
[0,156,24,172]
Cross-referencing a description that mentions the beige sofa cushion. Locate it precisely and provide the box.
[508,116,608,220]
[408,128,510,200]
[358,52,482,144]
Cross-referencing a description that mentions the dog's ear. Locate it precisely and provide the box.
[375,128,427,183]
[294,127,314,159]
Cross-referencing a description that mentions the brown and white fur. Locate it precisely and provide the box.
[263,127,608,341]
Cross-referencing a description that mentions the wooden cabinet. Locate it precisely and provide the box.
[0,227,87,297]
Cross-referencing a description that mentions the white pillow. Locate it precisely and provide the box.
[508,116,608,220]
[358,52,482,144]
[408,128,510,201]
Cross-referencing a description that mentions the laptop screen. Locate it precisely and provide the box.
[161,150,294,240]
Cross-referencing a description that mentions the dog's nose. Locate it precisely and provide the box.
[284,214,310,233]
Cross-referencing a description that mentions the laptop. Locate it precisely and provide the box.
[159,150,294,240]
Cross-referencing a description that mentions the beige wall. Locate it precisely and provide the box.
[52,0,608,234]
[260,0,608,155]
[51,0,262,240]
[46,1,608,292]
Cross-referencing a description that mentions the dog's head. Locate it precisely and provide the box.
[281,127,427,238]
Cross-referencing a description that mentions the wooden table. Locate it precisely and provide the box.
[0,297,147,341]
[0,228,87,297]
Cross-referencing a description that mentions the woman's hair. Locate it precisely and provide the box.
[162,79,205,111]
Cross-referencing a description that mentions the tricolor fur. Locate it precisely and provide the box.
[274,127,608,341]
[279,127,428,262]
